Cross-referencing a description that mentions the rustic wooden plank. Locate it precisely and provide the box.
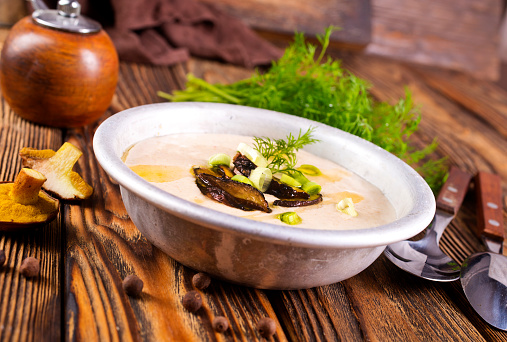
[413,66,507,140]
[366,0,503,80]
[346,257,487,341]
[270,256,490,341]
[63,62,288,341]
[195,0,371,47]
[0,91,63,341]
[267,286,364,341]
[0,28,10,50]
[193,0,501,79]
[0,0,26,27]
[187,58,255,86]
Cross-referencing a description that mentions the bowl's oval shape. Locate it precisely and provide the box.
[93,102,435,289]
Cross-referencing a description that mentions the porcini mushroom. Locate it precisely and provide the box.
[0,168,59,231]
[20,142,93,200]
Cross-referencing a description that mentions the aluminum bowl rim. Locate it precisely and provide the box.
[93,102,436,249]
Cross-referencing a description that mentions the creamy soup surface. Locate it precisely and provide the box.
[123,133,397,230]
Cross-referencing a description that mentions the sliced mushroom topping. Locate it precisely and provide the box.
[212,165,234,179]
[232,152,256,177]
[193,166,222,178]
[265,177,310,200]
[194,168,271,213]
[273,194,323,207]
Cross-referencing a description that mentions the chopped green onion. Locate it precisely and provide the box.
[297,164,322,176]
[291,171,309,185]
[302,181,321,195]
[249,167,272,192]
[231,174,254,186]
[237,142,268,168]
[277,212,302,225]
[336,198,358,217]
[208,153,231,167]
[279,174,302,187]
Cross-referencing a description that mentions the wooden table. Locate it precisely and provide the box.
[1,40,507,341]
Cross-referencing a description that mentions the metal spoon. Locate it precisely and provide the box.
[384,166,472,281]
[460,171,506,330]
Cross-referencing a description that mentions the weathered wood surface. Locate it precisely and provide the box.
[1,44,507,341]
[195,0,372,48]
[0,99,62,341]
[199,0,502,79]
[366,0,503,81]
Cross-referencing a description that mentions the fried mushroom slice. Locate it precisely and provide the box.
[233,153,311,200]
[265,177,310,200]
[193,166,222,178]
[273,194,323,207]
[232,152,256,177]
[212,165,234,179]
[194,169,271,213]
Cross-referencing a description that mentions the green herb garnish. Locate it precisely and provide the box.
[253,127,317,175]
[158,27,447,193]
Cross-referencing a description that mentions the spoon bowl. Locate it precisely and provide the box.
[385,212,460,281]
[384,166,472,281]
[461,252,507,330]
[460,171,506,331]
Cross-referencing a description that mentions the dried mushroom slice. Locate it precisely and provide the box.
[20,142,93,200]
[0,168,59,231]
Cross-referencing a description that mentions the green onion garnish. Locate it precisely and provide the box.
[277,212,302,225]
[249,167,272,192]
[208,153,231,167]
[291,171,309,185]
[237,142,268,168]
[231,174,254,186]
[279,174,302,187]
[336,198,358,216]
[302,181,321,195]
[297,164,322,176]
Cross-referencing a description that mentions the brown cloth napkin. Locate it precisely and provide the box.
[47,0,283,67]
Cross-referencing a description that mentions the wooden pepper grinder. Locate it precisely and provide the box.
[0,0,119,127]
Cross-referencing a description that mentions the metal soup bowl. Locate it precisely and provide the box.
[93,102,435,290]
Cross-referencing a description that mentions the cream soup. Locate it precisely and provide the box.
[123,133,397,230]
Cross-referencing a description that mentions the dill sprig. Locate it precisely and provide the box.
[158,27,448,193]
[253,127,318,175]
